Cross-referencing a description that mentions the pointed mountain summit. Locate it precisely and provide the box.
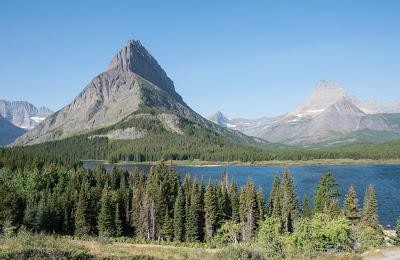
[13,40,261,147]
[286,80,348,119]
[108,40,181,101]
[208,111,229,126]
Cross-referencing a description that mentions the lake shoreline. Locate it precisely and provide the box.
[82,158,400,167]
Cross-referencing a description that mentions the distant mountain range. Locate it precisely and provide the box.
[3,41,400,150]
[0,100,53,146]
[12,40,265,149]
[209,81,400,146]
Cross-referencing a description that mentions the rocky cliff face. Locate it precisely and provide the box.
[211,81,400,146]
[13,40,257,146]
[0,100,53,129]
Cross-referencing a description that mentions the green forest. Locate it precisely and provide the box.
[1,157,398,259]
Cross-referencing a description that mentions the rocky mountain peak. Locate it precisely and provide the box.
[287,80,349,119]
[209,111,229,126]
[108,39,177,98]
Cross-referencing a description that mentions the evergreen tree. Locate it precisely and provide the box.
[23,200,37,230]
[185,179,200,242]
[161,209,173,241]
[204,180,217,241]
[230,178,240,223]
[215,182,225,228]
[280,168,298,232]
[48,191,63,233]
[198,176,206,241]
[114,203,123,237]
[98,185,114,237]
[256,186,265,224]
[314,173,339,215]
[74,184,91,237]
[34,194,49,232]
[361,185,379,229]
[301,195,312,218]
[239,179,257,241]
[396,218,400,245]
[343,186,360,224]
[173,187,185,242]
[267,175,281,217]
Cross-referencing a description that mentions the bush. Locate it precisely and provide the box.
[355,226,384,252]
[256,217,285,258]
[290,213,352,254]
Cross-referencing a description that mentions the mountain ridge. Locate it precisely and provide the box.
[209,81,400,146]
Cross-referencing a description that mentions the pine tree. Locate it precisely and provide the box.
[396,218,400,245]
[280,168,298,232]
[35,194,49,232]
[267,175,281,217]
[173,187,185,242]
[215,182,225,229]
[230,178,240,223]
[198,176,206,241]
[49,192,63,233]
[314,172,339,215]
[161,209,173,241]
[256,186,265,224]
[343,186,360,224]
[204,180,217,241]
[272,182,282,220]
[185,179,200,242]
[239,179,257,241]
[301,195,312,218]
[74,184,91,237]
[361,185,379,229]
[98,185,114,237]
[114,203,123,237]
[23,200,37,230]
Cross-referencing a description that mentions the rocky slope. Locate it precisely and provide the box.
[210,81,400,146]
[0,100,53,129]
[13,40,264,147]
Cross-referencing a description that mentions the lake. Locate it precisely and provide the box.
[83,161,400,228]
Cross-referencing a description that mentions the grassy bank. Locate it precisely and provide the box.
[83,158,400,167]
[0,231,216,259]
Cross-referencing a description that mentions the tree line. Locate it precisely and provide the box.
[0,160,390,252]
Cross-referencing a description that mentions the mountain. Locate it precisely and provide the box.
[208,111,284,136]
[211,81,400,146]
[0,114,26,146]
[13,40,265,150]
[0,100,53,129]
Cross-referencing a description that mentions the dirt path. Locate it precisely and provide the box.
[362,248,400,260]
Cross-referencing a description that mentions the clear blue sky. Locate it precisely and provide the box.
[1,1,400,118]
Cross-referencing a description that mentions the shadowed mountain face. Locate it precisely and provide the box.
[210,81,400,146]
[13,40,263,146]
[0,114,26,146]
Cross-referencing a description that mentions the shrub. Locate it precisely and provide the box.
[355,226,384,252]
[257,217,285,258]
[290,213,352,253]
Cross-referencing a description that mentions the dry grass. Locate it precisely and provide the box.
[69,239,216,260]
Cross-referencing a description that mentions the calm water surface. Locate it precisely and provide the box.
[83,162,400,227]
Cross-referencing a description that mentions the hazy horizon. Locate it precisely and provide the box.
[1,1,400,118]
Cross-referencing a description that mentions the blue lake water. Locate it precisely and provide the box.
[83,162,400,228]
